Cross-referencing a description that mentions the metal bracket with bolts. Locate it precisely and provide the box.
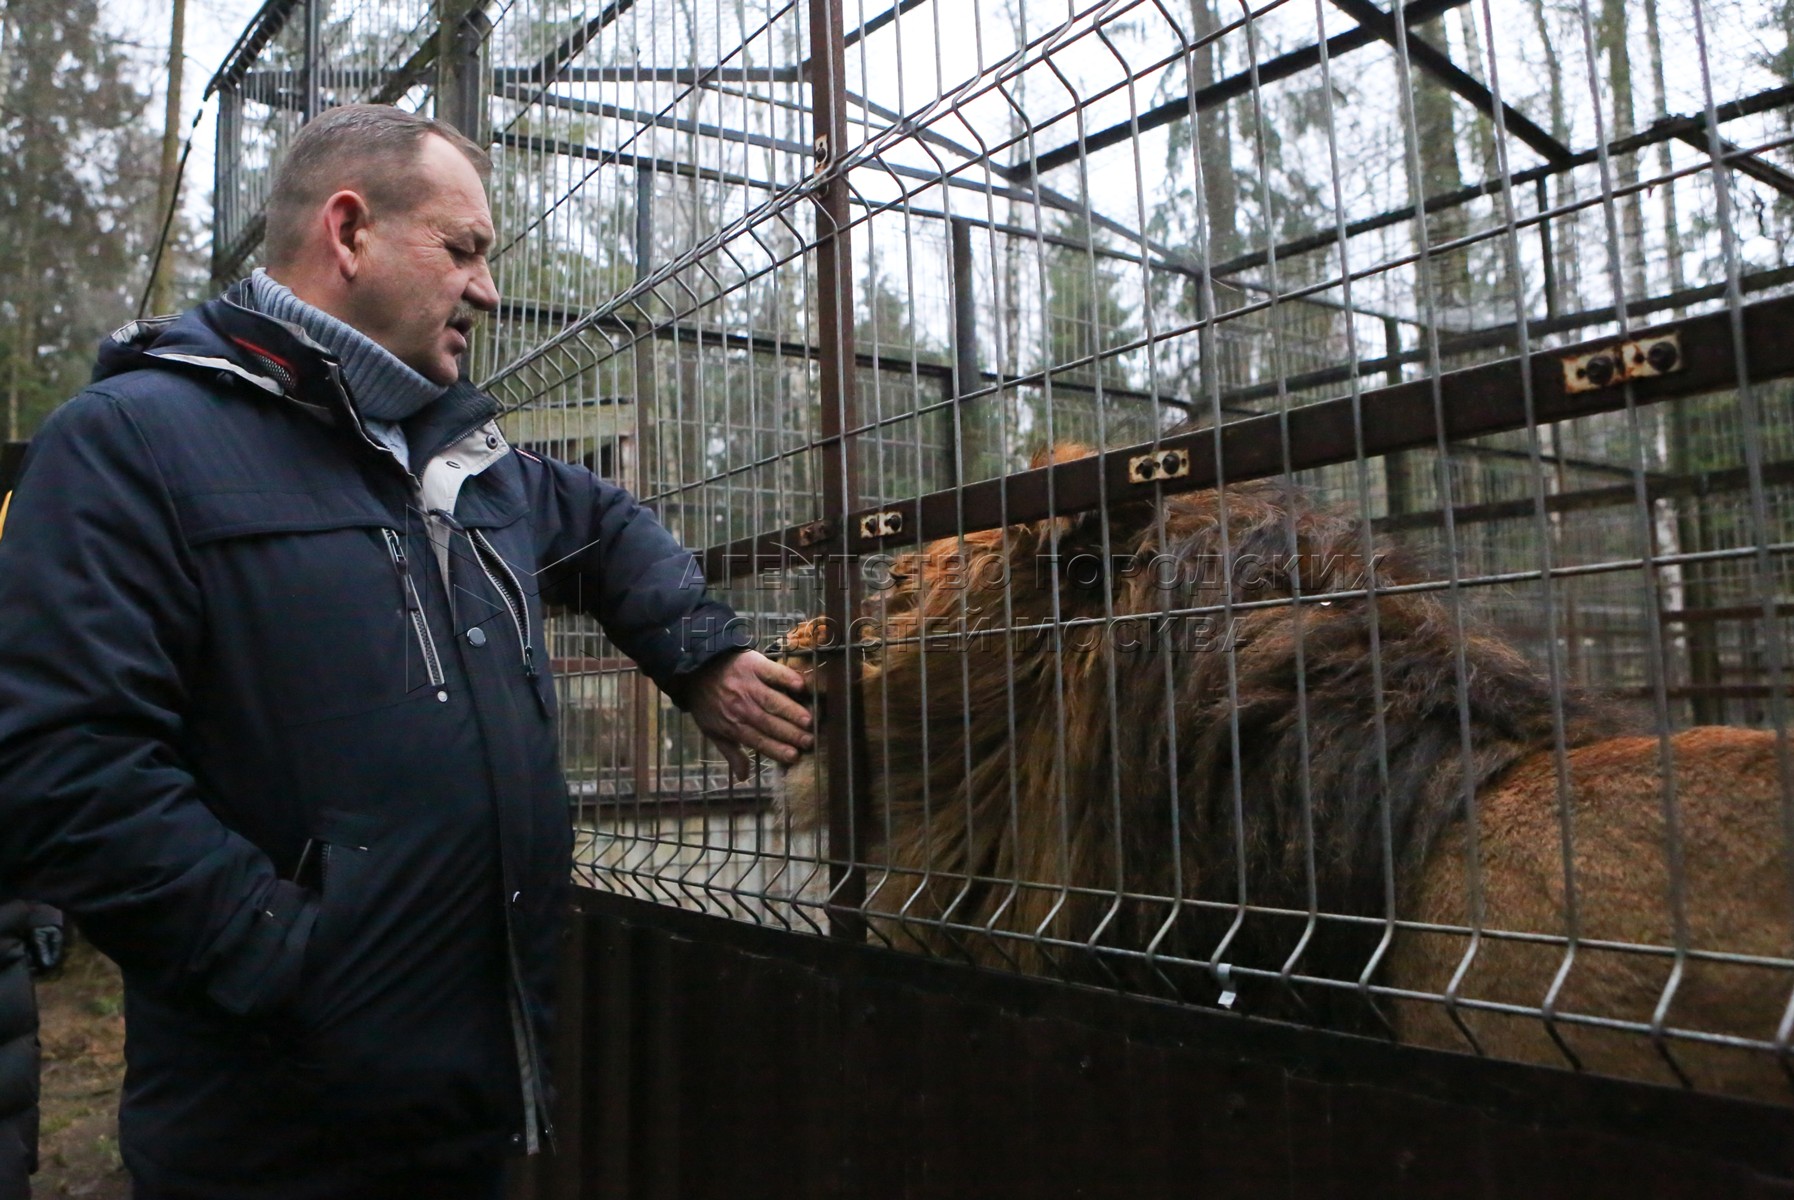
[858,510,904,539]
[1561,331,1683,394]
[1128,447,1191,484]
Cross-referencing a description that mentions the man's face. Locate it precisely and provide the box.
[341,134,499,385]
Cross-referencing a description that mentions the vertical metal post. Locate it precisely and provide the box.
[212,84,240,291]
[1536,177,1560,322]
[302,0,322,122]
[632,166,658,803]
[435,1,490,144]
[949,217,978,487]
[438,1,488,389]
[1381,316,1412,516]
[807,0,866,940]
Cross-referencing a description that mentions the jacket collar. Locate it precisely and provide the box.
[99,289,504,479]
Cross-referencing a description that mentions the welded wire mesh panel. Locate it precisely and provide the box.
[211,0,1794,1103]
[566,0,1790,1100]
[208,0,443,284]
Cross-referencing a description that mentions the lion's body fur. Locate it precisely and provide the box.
[778,460,1793,1097]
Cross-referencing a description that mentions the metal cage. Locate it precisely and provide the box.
[210,0,1794,1105]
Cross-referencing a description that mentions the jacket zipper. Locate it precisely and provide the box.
[469,529,547,716]
[460,523,555,1150]
[382,528,445,688]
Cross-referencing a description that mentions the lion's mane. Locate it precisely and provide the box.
[785,449,1621,1027]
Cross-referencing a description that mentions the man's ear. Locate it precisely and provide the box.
[318,189,374,280]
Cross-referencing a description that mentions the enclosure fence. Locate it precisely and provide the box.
[210,0,1794,1098]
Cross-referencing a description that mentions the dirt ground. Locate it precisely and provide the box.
[30,936,129,1199]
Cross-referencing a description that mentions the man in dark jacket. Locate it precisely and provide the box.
[0,104,811,1198]
[1,899,63,1195]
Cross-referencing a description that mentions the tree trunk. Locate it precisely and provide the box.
[1409,18,1472,327]
[8,221,33,444]
[149,0,186,315]
[1189,0,1239,267]
[1599,0,1647,303]
[1529,0,1579,308]
[1188,0,1245,403]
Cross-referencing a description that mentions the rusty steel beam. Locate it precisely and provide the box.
[697,291,1794,580]
[806,0,868,941]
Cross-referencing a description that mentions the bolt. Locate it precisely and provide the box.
[1161,451,1181,474]
[1584,353,1616,388]
[1646,339,1679,374]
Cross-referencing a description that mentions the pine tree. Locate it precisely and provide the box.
[0,0,162,440]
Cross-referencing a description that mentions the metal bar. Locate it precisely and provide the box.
[1327,0,1574,164]
[1199,83,1794,282]
[631,164,656,815]
[212,212,265,287]
[1025,0,1470,176]
[524,0,638,89]
[203,0,303,97]
[1674,130,1794,199]
[435,1,489,143]
[239,66,400,103]
[1212,262,1794,409]
[949,216,978,487]
[1537,177,1560,321]
[301,0,320,122]
[490,82,814,158]
[697,291,1794,580]
[491,297,1201,416]
[1380,317,1411,517]
[211,85,241,288]
[1375,459,1794,534]
[492,65,800,84]
[1659,603,1794,625]
[807,0,866,941]
[491,131,779,191]
[794,0,931,82]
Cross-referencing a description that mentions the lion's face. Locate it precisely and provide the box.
[768,616,834,823]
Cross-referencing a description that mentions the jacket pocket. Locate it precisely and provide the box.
[182,490,437,728]
[288,808,389,1032]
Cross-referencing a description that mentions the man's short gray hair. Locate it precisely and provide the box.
[262,104,492,267]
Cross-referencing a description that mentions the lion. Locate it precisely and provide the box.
[776,445,1794,1101]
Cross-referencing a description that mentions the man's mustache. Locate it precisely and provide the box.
[449,303,487,333]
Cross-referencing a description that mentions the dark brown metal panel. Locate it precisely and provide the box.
[1185,1055,1299,1198]
[835,955,906,1194]
[546,889,1794,1200]
[640,923,682,1200]
[1280,1074,1339,1200]
[586,906,636,1200]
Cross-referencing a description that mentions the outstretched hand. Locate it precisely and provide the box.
[685,650,813,781]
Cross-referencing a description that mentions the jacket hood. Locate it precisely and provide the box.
[96,283,342,400]
[96,286,503,464]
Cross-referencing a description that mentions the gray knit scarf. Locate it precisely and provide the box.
[241,269,447,469]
